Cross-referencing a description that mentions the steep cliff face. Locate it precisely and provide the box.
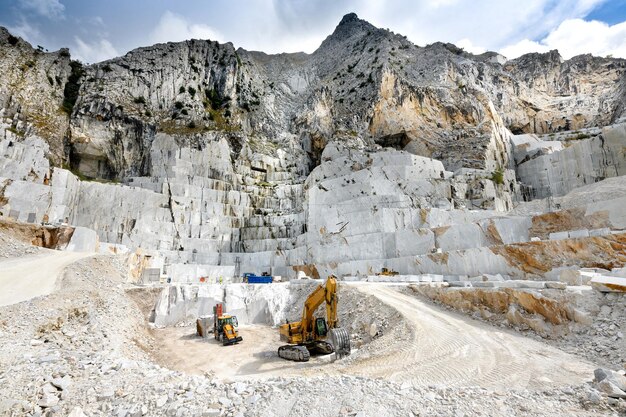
[502,51,626,133]
[2,14,624,178]
[69,39,241,179]
[0,27,71,163]
[1,14,626,281]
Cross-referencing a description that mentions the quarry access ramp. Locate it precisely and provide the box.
[0,250,92,306]
[346,283,594,390]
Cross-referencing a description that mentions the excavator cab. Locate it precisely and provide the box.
[219,316,238,328]
[315,317,328,337]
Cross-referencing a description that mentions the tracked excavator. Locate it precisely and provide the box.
[278,275,351,362]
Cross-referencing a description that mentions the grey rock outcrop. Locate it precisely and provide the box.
[4,13,626,177]
[1,13,626,282]
[0,27,71,162]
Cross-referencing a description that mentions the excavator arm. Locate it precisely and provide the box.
[300,276,339,340]
[325,276,338,329]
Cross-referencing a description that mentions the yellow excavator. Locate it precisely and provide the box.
[278,275,351,362]
[213,303,242,346]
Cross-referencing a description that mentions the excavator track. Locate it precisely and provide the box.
[307,340,334,355]
[278,345,310,362]
[329,328,351,358]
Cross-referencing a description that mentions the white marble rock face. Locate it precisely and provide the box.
[2,121,626,281]
[1,17,626,282]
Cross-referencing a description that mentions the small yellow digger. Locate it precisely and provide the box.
[213,303,242,346]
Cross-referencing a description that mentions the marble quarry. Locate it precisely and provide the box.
[2,121,625,285]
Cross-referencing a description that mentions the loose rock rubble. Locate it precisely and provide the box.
[0,231,622,416]
[0,229,40,258]
[0,240,626,417]
[594,368,626,400]
[405,284,626,370]
[1,12,626,417]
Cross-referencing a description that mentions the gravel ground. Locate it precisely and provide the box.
[401,285,626,370]
[0,229,40,258]
[0,234,624,416]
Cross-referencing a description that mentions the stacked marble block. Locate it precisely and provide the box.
[3,124,626,283]
[0,134,553,280]
[514,123,626,198]
[0,136,302,280]
[152,283,292,327]
[120,134,307,275]
[294,145,528,278]
[0,136,79,224]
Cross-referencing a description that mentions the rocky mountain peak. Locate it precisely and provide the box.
[509,49,563,67]
[339,12,360,25]
[317,12,377,51]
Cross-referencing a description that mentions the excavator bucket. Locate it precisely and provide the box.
[329,328,351,358]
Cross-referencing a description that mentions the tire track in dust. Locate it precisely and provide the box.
[345,284,594,390]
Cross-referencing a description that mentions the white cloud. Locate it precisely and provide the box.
[6,17,44,47]
[73,37,119,64]
[500,39,550,59]
[500,18,626,59]
[252,0,610,54]
[456,38,486,55]
[19,0,65,19]
[543,19,626,58]
[150,11,222,44]
[90,16,105,27]
[7,0,620,61]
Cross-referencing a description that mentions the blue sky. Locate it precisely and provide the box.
[1,0,626,63]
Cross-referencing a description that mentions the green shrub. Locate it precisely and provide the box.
[205,88,223,109]
[7,35,19,46]
[188,86,196,97]
[490,169,504,185]
[179,86,185,94]
[133,96,146,104]
[174,101,184,110]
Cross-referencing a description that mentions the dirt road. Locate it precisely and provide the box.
[151,325,334,380]
[151,283,596,390]
[349,284,595,389]
[0,250,91,306]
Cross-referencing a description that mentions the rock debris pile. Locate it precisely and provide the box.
[0,10,625,417]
